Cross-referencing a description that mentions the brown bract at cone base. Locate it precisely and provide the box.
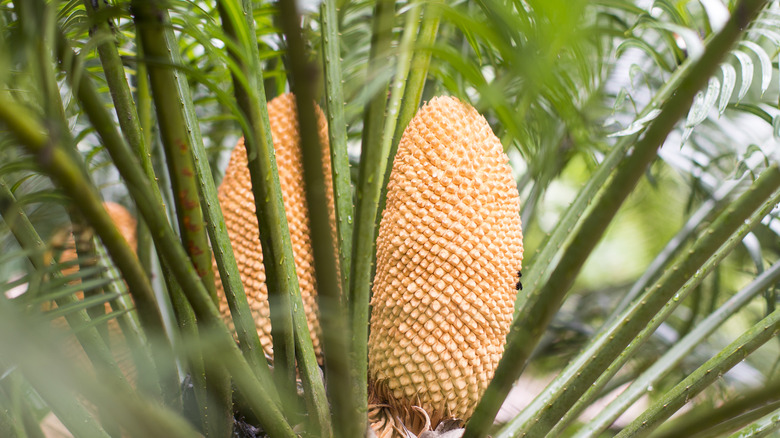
[368,96,524,437]
[214,93,336,363]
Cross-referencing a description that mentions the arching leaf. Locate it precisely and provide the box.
[732,50,755,101]
[739,41,773,95]
[682,76,721,144]
[719,63,737,114]
[641,21,705,60]
[608,109,662,137]
[748,27,780,47]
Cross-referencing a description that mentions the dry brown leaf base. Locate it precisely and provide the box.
[369,403,431,438]
[369,381,464,438]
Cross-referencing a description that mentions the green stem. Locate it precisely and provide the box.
[132,3,232,435]
[163,0,278,399]
[320,0,353,309]
[80,0,165,401]
[602,177,744,328]
[548,185,780,437]
[82,0,149,181]
[380,1,421,164]
[93,238,161,401]
[279,0,355,435]
[85,0,158,284]
[726,406,780,438]
[391,0,442,148]
[573,258,780,438]
[0,301,201,438]
[0,341,112,438]
[168,280,211,434]
[133,2,217,305]
[57,32,187,409]
[350,0,396,410]
[36,4,66,125]
[654,380,780,438]
[0,91,296,438]
[0,180,137,437]
[216,0,303,413]
[0,179,130,391]
[134,33,155,279]
[370,0,421,241]
[497,165,780,438]
[615,308,780,437]
[319,0,364,434]
[464,1,770,434]
[221,0,302,400]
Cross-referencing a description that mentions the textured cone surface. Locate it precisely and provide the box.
[57,202,138,384]
[368,96,524,426]
[215,93,335,360]
[58,202,138,263]
[103,202,138,251]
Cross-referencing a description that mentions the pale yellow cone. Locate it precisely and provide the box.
[215,93,335,361]
[368,96,524,433]
[54,202,138,385]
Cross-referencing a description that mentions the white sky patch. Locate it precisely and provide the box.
[211,38,225,50]
[698,0,730,33]
[4,274,27,299]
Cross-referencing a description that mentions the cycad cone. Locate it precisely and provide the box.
[369,96,523,431]
[215,93,334,360]
[56,202,138,384]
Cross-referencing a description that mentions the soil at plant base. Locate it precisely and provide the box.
[232,415,269,438]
